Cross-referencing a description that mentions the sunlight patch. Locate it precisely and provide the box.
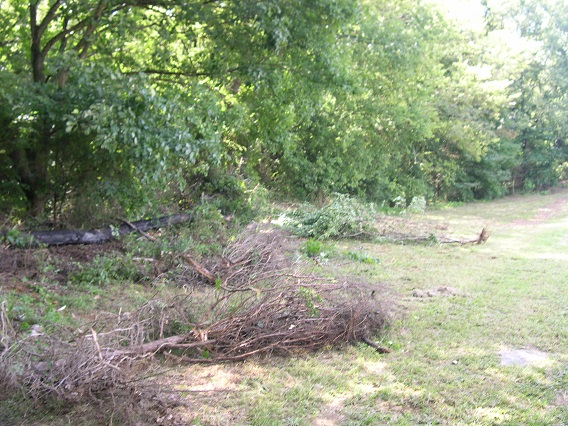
[473,407,510,423]
[499,348,551,367]
[363,360,387,375]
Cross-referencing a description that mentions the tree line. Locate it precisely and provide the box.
[1,0,567,226]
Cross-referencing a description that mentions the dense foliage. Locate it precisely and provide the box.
[1,0,568,225]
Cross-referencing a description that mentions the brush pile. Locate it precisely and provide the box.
[0,226,388,403]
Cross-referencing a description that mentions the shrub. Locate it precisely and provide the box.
[407,196,427,214]
[287,194,376,240]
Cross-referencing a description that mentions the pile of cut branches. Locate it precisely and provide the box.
[179,223,290,289]
[0,226,388,404]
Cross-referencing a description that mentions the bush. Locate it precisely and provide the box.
[302,238,324,258]
[287,194,376,240]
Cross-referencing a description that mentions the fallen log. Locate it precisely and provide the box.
[5,213,192,247]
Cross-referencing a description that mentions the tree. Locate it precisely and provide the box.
[0,0,355,223]
[482,0,568,190]
[3,0,567,224]
[240,0,449,201]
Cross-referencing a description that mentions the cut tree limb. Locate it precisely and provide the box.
[120,218,158,242]
[6,213,192,247]
[361,336,391,354]
[180,254,216,283]
[476,227,490,244]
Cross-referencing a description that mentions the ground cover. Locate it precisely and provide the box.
[1,189,567,425]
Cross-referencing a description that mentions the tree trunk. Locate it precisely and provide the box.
[8,145,49,214]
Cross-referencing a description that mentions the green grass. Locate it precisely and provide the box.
[2,190,568,425]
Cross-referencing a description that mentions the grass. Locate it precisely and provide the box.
[2,190,568,425]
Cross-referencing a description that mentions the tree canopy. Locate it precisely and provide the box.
[1,0,568,225]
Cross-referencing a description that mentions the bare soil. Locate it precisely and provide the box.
[0,241,124,292]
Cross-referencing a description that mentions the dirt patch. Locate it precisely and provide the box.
[312,397,346,426]
[376,216,450,241]
[0,241,123,292]
[553,391,568,407]
[145,364,246,425]
[534,192,568,220]
[47,241,125,262]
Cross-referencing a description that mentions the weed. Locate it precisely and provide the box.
[407,195,427,214]
[1,284,76,332]
[297,286,323,317]
[300,239,337,263]
[4,292,36,329]
[1,228,35,248]
[391,195,427,216]
[70,253,145,286]
[301,239,327,259]
[303,238,322,258]
[345,250,379,264]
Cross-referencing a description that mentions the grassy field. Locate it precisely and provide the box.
[1,189,567,425]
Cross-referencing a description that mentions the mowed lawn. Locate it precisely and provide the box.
[166,190,568,425]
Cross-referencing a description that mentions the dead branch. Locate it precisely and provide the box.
[438,228,490,245]
[375,215,489,246]
[476,227,490,244]
[120,218,157,242]
[180,255,216,283]
[381,228,490,245]
[362,336,391,354]
[1,280,385,402]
